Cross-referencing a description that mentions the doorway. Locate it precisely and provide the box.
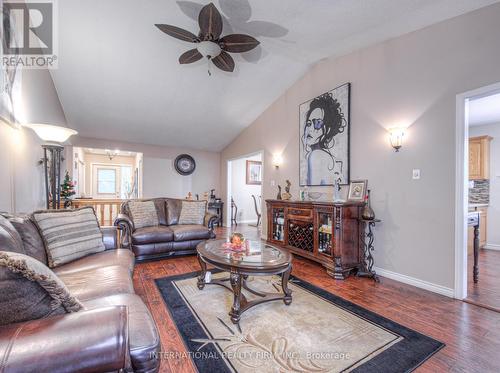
[72,147,143,200]
[456,82,500,312]
[91,164,132,199]
[226,151,264,239]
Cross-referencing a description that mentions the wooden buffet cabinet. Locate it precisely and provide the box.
[266,199,364,279]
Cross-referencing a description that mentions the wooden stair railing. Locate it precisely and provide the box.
[69,199,125,227]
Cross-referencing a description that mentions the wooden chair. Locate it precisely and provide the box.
[251,195,261,227]
[231,197,238,226]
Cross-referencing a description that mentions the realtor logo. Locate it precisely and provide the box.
[1,0,58,68]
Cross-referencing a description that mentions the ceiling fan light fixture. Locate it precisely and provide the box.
[196,41,221,59]
[156,2,258,72]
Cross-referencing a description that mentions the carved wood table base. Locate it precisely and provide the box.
[196,240,293,325]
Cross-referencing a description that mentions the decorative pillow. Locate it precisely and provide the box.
[4,214,48,264]
[178,200,207,225]
[32,207,105,268]
[128,200,159,229]
[0,251,83,326]
[166,199,182,225]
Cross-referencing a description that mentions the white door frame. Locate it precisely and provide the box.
[454,81,500,299]
[226,150,265,228]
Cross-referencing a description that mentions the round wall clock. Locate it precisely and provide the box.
[174,154,196,175]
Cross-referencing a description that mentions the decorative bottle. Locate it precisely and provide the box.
[361,190,376,220]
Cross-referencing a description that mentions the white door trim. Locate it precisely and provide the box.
[225,150,265,228]
[454,81,500,300]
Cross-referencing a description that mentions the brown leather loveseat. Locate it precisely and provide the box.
[115,198,218,261]
[0,213,160,373]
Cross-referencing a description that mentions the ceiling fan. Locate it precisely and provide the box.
[155,2,260,73]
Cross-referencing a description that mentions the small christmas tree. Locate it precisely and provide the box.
[60,171,76,205]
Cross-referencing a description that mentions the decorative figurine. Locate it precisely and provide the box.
[186,192,193,200]
[282,180,292,200]
[277,185,282,200]
[333,177,344,203]
[230,233,244,246]
[203,192,209,201]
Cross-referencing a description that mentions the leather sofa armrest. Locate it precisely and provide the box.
[114,214,134,249]
[101,226,118,250]
[0,306,130,373]
[204,212,218,237]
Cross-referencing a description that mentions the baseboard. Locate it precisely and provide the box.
[373,267,454,298]
[484,243,500,251]
[237,219,258,224]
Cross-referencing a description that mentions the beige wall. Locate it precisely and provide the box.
[72,137,221,200]
[0,67,68,213]
[221,4,500,290]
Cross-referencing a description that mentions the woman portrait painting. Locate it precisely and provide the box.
[299,83,350,186]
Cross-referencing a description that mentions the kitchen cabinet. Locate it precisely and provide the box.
[469,136,492,180]
[468,206,487,252]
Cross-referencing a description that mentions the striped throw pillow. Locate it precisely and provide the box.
[178,200,206,225]
[32,207,105,268]
[128,201,159,229]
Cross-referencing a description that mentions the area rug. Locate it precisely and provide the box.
[155,272,444,373]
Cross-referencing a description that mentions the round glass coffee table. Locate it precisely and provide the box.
[196,239,293,324]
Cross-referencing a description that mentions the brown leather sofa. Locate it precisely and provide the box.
[115,198,218,261]
[0,213,160,373]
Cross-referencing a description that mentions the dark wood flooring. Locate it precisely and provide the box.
[466,248,500,312]
[133,224,500,373]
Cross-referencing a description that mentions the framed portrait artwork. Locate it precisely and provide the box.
[246,160,262,185]
[299,83,350,186]
[347,180,368,202]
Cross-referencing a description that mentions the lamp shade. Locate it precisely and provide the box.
[389,127,405,152]
[197,41,221,59]
[26,123,78,143]
[272,153,283,168]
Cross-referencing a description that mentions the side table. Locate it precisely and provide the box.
[357,219,381,282]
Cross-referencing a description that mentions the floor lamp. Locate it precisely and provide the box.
[26,124,78,209]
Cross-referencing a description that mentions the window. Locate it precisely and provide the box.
[97,168,116,194]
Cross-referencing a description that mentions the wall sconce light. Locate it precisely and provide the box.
[272,153,283,169]
[389,127,405,152]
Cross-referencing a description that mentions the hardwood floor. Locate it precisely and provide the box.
[133,225,500,373]
[466,248,500,312]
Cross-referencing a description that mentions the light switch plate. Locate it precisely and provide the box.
[412,169,421,180]
[271,180,276,186]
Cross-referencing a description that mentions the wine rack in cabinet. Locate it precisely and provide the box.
[266,199,364,279]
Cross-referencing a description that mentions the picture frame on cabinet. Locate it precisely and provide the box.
[347,180,368,202]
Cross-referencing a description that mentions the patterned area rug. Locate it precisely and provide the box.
[156,272,444,373]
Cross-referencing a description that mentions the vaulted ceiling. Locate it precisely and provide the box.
[51,0,499,151]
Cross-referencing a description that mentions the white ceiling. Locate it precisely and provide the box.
[469,93,500,126]
[51,0,500,151]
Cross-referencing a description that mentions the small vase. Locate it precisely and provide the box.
[362,190,376,220]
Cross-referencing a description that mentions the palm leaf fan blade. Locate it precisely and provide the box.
[155,24,198,42]
[211,51,235,72]
[198,3,223,40]
[220,34,260,53]
[179,49,203,64]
